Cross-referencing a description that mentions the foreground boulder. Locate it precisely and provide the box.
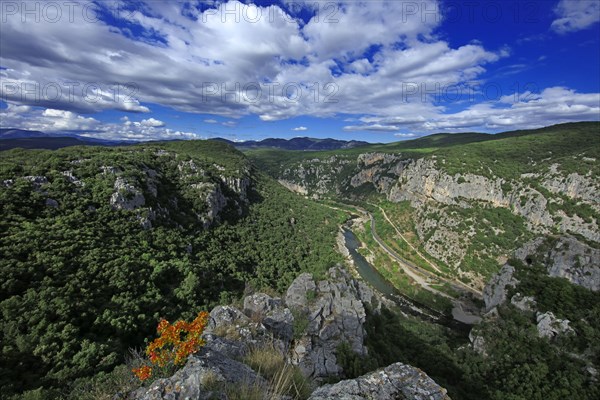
[308,362,450,400]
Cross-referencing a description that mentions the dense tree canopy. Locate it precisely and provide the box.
[0,143,344,397]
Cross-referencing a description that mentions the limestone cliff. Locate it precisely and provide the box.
[266,148,599,289]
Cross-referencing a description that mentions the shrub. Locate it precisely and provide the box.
[335,341,377,379]
[132,311,209,381]
[291,309,310,340]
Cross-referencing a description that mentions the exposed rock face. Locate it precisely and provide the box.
[536,312,575,339]
[286,268,376,379]
[542,169,599,205]
[468,330,487,356]
[273,151,599,287]
[389,159,509,207]
[127,267,448,400]
[515,235,600,292]
[510,293,537,312]
[110,177,145,211]
[546,236,600,291]
[206,305,252,335]
[100,165,120,175]
[243,293,293,342]
[201,183,227,227]
[286,273,318,310]
[208,267,378,380]
[220,174,250,202]
[62,170,84,186]
[483,264,517,312]
[278,179,308,195]
[308,362,450,400]
[279,156,353,198]
[23,175,48,191]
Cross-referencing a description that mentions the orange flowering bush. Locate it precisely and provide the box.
[132,311,210,381]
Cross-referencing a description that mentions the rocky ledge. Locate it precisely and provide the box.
[126,266,449,399]
[309,362,450,400]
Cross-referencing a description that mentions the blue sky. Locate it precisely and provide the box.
[1,0,599,142]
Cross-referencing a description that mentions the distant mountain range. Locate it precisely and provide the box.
[212,137,371,151]
[0,129,129,150]
[0,129,371,151]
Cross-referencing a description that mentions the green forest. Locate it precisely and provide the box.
[0,142,344,398]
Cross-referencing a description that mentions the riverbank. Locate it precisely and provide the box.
[324,200,482,326]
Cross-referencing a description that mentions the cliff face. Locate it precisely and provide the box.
[266,149,599,289]
[511,235,600,291]
[127,266,450,399]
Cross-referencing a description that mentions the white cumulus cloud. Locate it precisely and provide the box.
[552,0,600,34]
[140,118,165,127]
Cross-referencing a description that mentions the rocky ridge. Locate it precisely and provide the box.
[4,148,251,230]
[127,266,450,399]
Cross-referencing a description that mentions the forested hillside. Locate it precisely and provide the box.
[0,141,344,398]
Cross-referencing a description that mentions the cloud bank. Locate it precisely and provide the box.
[0,0,598,138]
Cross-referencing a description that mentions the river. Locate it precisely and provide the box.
[342,227,478,331]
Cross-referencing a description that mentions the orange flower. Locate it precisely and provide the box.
[132,365,152,381]
[133,311,210,381]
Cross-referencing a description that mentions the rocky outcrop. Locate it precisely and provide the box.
[200,183,227,228]
[110,177,145,211]
[542,168,599,205]
[482,264,517,312]
[127,266,447,400]
[510,293,537,312]
[388,158,509,208]
[546,236,600,291]
[468,330,487,356]
[515,235,600,292]
[279,156,353,197]
[286,268,376,378]
[23,175,48,191]
[243,293,294,342]
[308,362,450,400]
[220,174,250,202]
[100,165,120,175]
[285,273,318,310]
[536,312,575,339]
[278,179,308,195]
[203,266,378,380]
[62,170,84,187]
